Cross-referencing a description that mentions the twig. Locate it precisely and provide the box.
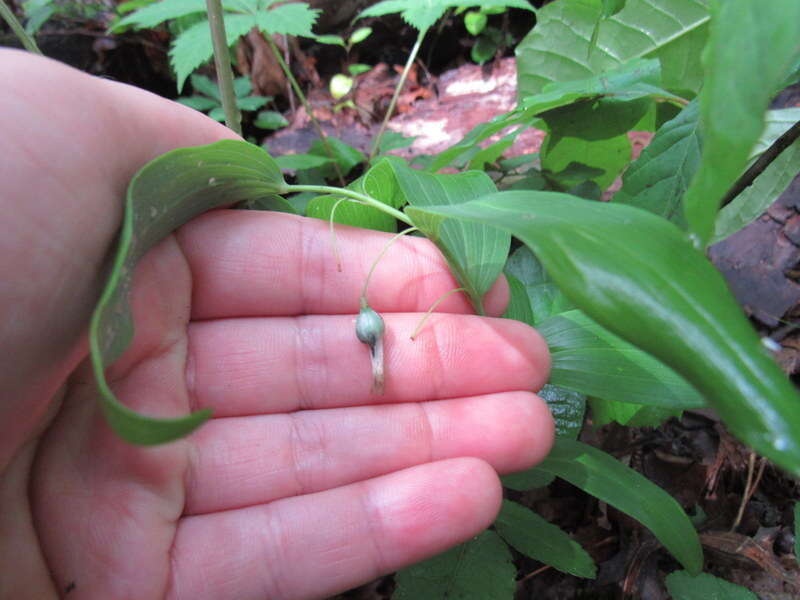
[0,0,42,54]
[730,452,767,531]
[205,0,241,136]
[720,119,800,208]
[264,35,346,187]
[369,29,425,161]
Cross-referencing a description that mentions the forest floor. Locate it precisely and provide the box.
[3,3,800,598]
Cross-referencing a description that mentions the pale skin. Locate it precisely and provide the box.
[0,49,554,599]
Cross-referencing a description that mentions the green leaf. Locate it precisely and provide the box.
[114,0,205,31]
[254,110,288,130]
[516,0,710,98]
[613,99,700,227]
[309,137,366,177]
[665,570,757,600]
[590,397,682,427]
[236,95,268,112]
[495,500,596,579]
[504,245,574,325]
[377,130,416,154]
[348,26,372,45]
[189,73,220,99]
[170,14,254,91]
[752,109,800,160]
[232,75,252,98]
[710,139,800,245]
[502,272,535,325]
[467,131,518,171]
[314,34,345,46]
[306,195,395,233]
[683,0,800,247]
[348,63,372,76]
[542,133,630,190]
[537,439,703,573]
[329,73,353,99]
[601,0,626,17]
[254,2,319,36]
[540,310,705,409]
[91,140,287,444]
[390,162,509,314]
[177,95,219,112]
[394,530,516,600]
[405,192,800,477]
[359,0,532,34]
[464,10,488,35]
[275,153,332,171]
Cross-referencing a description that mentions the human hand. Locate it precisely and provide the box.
[0,50,553,599]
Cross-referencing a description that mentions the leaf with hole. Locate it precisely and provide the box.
[91,140,287,444]
[405,191,800,476]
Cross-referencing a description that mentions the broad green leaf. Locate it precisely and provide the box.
[232,75,252,98]
[274,153,332,171]
[254,2,319,36]
[683,0,800,247]
[495,500,596,579]
[177,95,218,112]
[710,139,800,245]
[362,157,406,209]
[504,245,574,325]
[254,110,288,130]
[348,26,372,45]
[377,130,416,154]
[306,195,395,233]
[613,99,700,227]
[189,73,220,99]
[358,0,531,34]
[537,439,703,573]
[665,570,757,600]
[601,0,625,17]
[91,140,287,444]
[464,10,487,36]
[502,466,554,491]
[467,132,518,171]
[405,192,800,477]
[753,109,800,160]
[114,0,205,31]
[394,530,515,600]
[541,310,704,409]
[314,34,344,46]
[590,397,682,427]
[170,14,254,91]
[541,133,630,190]
[236,96,268,112]
[516,0,710,98]
[389,161,509,314]
[502,273,535,325]
[309,137,365,177]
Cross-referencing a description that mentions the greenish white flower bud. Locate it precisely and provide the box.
[356,305,385,394]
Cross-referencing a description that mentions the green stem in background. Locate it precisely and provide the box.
[205,0,241,136]
[360,226,418,306]
[369,29,426,161]
[286,183,413,226]
[264,35,346,187]
[0,0,42,54]
[411,287,466,340]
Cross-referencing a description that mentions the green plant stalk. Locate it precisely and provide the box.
[0,0,42,54]
[286,183,413,225]
[264,35,346,186]
[205,0,241,135]
[369,29,425,161]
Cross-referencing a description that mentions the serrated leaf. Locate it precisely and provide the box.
[540,309,704,409]
[683,0,800,247]
[536,439,703,573]
[359,0,532,34]
[113,0,205,31]
[613,99,700,226]
[254,2,319,36]
[495,500,596,579]
[394,530,516,600]
[590,397,682,427]
[710,139,800,245]
[665,570,757,600]
[516,0,710,98]
[405,192,800,477]
[91,140,286,444]
[390,162,509,314]
[170,14,254,91]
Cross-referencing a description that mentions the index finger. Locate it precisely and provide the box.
[175,210,509,319]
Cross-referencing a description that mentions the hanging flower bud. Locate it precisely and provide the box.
[356,304,385,394]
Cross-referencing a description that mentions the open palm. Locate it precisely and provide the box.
[0,51,553,599]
